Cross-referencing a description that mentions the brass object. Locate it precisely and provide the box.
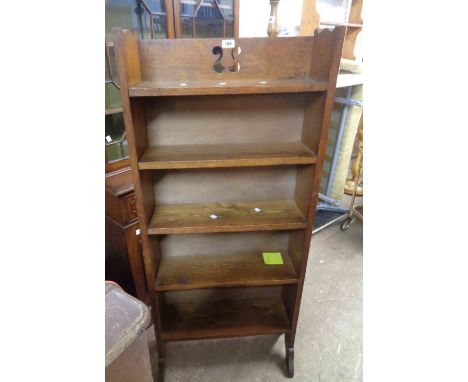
[344,127,363,195]
[341,136,363,231]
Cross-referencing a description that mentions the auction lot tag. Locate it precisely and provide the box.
[222,39,235,49]
[262,252,283,265]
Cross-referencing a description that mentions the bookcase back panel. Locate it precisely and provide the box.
[164,286,283,305]
[144,94,305,146]
[153,167,296,205]
[160,231,289,258]
[138,37,314,82]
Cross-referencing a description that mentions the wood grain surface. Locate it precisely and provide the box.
[139,142,316,169]
[129,78,328,97]
[161,297,290,341]
[137,36,315,83]
[155,251,298,291]
[148,200,306,234]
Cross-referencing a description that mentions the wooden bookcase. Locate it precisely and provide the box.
[113,27,344,381]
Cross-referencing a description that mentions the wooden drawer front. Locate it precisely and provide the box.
[122,193,138,224]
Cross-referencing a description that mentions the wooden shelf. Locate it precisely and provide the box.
[156,251,298,291]
[129,78,328,97]
[148,200,307,235]
[161,297,290,342]
[139,142,317,170]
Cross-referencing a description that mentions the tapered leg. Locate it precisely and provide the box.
[285,333,295,378]
[156,341,166,382]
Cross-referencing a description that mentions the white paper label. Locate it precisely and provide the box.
[209,214,218,219]
[105,135,112,143]
[254,207,262,213]
[136,229,141,235]
[222,39,235,49]
[269,16,275,24]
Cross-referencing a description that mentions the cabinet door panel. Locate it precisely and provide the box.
[176,0,237,38]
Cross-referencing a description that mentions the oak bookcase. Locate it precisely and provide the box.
[113,26,344,381]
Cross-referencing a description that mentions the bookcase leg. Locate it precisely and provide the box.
[156,341,166,382]
[285,333,295,378]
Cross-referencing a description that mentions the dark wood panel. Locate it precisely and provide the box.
[294,165,316,218]
[105,167,136,226]
[287,230,306,274]
[139,142,316,170]
[105,167,134,196]
[129,78,328,97]
[164,285,282,306]
[156,251,297,291]
[161,297,290,341]
[148,200,306,235]
[123,222,148,302]
[302,92,327,152]
[105,217,135,296]
[160,231,290,265]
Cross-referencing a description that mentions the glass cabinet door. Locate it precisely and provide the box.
[174,0,237,38]
[105,41,129,168]
[105,0,173,170]
[106,0,173,41]
[105,113,129,164]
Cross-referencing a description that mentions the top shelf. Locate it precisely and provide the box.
[128,78,328,97]
[114,28,345,98]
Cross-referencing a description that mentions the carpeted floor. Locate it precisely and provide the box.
[147,214,363,382]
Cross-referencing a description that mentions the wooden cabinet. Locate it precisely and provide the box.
[114,27,344,380]
[106,167,148,303]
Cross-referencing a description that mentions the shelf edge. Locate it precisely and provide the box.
[139,157,316,170]
[148,222,307,235]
